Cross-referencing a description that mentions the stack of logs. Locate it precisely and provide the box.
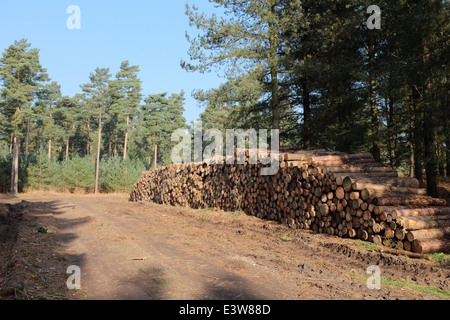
[130,149,450,254]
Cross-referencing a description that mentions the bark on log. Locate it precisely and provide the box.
[412,238,450,254]
[373,196,447,207]
[397,216,450,231]
[377,247,433,260]
[388,206,450,218]
[351,182,427,196]
[406,228,450,242]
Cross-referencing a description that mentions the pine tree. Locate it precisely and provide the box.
[109,61,142,161]
[183,0,290,131]
[35,81,62,160]
[80,68,112,194]
[160,91,188,166]
[0,39,48,194]
[142,92,188,167]
[142,93,166,168]
[54,96,78,162]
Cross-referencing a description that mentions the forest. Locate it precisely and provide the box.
[0,0,449,196]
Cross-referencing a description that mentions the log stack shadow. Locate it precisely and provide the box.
[129,149,449,254]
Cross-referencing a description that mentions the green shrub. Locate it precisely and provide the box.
[24,155,144,193]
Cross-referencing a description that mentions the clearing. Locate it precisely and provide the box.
[0,193,449,300]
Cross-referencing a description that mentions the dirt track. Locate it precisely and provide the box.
[0,193,449,300]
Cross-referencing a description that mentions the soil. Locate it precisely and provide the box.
[0,193,449,300]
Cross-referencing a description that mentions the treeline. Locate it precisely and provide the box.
[0,40,187,194]
[186,0,449,196]
[0,149,144,194]
[1,1,449,196]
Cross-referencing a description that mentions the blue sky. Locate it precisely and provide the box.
[0,0,224,124]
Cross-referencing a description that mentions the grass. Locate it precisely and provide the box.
[198,213,209,222]
[381,277,450,299]
[355,239,450,267]
[428,252,450,267]
[280,232,294,242]
[351,269,450,299]
[280,231,302,242]
[354,240,382,252]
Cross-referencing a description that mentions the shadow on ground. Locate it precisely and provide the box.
[0,199,89,300]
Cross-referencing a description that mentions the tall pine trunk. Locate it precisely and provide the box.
[409,87,423,182]
[24,118,30,167]
[123,111,129,161]
[422,43,437,196]
[445,88,450,177]
[65,137,70,162]
[423,118,438,197]
[269,3,280,132]
[48,112,53,160]
[108,135,112,158]
[368,40,380,162]
[154,142,157,170]
[302,81,311,150]
[10,137,20,195]
[95,103,102,194]
[48,133,52,160]
[86,119,91,156]
[35,127,41,153]
[387,97,396,168]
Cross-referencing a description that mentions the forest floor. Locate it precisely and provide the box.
[0,192,449,301]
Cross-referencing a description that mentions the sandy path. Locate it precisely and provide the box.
[1,194,449,300]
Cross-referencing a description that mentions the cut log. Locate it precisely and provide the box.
[325,166,396,175]
[335,187,345,200]
[395,228,406,240]
[406,228,450,242]
[412,238,450,254]
[384,227,395,239]
[346,177,420,188]
[377,248,433,261]
[360,188,370,201]
[351,182,427,196]
[404,241,412,252]
[373,196,447,207]
[388,206,450,218]
[372,234,382,245]
[397,216,450,231]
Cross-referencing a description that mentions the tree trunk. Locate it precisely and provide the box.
[368,40,380,162]
[268,4,280,131]
[302,81,311,150]
[48,112,53,160]
[123,112,129,161]
[48,134,52,160]
[65,138,70,162]
[35,128,41,153]
[445,88,450,177]
[108,135,112,158]
[95,104,102,194]
[387,97,396,168]
[114,134,118,158]
[422,42,438,197]
[410,87,423,183]
[154,142,158,170]
[86,119,91,156]
[409,141,415,178]
[423,119,438,197]
[25,118,30,167]
[10,137,20,195]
